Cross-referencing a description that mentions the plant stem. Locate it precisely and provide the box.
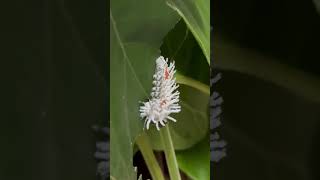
[160,125,181,180]
[176,72,210,95]
[136,133,165,180]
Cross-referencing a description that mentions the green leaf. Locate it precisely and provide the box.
[161,19,209,85]
[166,0,210,64]
[147,85,209,150]
[110,0,179,179]
[177,135,210,180]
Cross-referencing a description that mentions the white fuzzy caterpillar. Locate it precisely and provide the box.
[139,56,181,130]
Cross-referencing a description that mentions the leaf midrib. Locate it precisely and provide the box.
[110,9,148,96]
[110,9,144,179]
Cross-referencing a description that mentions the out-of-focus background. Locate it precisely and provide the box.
[0,1,106,179]
[212,0,320,179]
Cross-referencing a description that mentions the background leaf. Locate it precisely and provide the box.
[0,1,106,179]
[214,37,320,103]
[166,0,210,64]
[161,20,209,85]
[213,71,320,180]
[176,135,210,180]
[212,0,320,179]
[110,0,179,179]
[313,0,320,15]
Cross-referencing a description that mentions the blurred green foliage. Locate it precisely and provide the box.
[212,0,320,179]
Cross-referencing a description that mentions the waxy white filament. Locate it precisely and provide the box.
[139,56,181,130]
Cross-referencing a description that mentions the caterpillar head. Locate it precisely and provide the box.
[155,56,167,72]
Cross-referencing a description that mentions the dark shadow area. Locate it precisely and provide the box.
[211,0,320,179]
[0,0,108,179]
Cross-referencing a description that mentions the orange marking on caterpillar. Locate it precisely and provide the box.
[164,67,170,80]
[160,100,166,107]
